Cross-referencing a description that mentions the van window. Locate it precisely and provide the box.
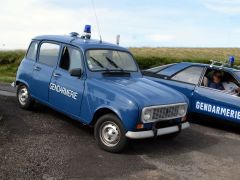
[26,41,38,61]
[59,46,83,71]
[39,43,60,67]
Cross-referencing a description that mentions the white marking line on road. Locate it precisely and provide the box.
[0,90,15,97]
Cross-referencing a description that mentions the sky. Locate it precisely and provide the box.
[1,0,240,49]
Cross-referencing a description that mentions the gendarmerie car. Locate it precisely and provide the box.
[14,25,189,152]
[144,59,240,125]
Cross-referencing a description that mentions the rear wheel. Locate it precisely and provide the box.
[17,84,34,110]
[94,114,128,153]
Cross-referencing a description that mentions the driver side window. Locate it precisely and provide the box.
[59,46,83,72]
[202,69,240,95]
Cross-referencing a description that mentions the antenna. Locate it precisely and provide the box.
[116,35,120,45]
[91,0,102,43]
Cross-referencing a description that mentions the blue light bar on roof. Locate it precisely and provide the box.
[229,56,235,67]
[84,25,91,33]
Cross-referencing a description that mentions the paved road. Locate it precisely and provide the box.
[0,82,16,97]
[0,95,240,179]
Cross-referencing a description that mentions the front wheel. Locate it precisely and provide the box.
[17,84,34,110]
[94,114,128,153]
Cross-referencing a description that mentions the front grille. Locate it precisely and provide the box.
[142,103,187,123]
[152,105,182,120]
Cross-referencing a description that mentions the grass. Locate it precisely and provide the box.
[129,48,240,69]
[0,50,25,83]
[0,48,240,83]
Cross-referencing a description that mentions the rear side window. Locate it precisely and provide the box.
[26,41,38,61]
[171,66,204,84]
[39,43,60,67]
[59,46,83,72]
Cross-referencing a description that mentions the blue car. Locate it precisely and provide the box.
[14,26,189,152]
[144,61,240,124]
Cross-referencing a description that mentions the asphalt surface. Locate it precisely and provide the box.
[0,82,16,97]
[0,85,240,179]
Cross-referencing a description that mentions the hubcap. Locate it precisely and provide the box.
[100,121,121,147]
[18,87,29,105]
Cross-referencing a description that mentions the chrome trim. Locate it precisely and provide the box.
[141,103,188,123]
[125,122,190,139]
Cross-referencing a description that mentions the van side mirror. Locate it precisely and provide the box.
[70,68,82,77]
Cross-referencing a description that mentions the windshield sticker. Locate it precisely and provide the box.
[195,101,240,120]
[49,83,78,100]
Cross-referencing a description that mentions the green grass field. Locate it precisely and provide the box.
[0,48,240,83]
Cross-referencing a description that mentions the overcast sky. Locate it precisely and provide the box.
[1,0,240,49]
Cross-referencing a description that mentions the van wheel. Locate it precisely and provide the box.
[17,84,34,110]
[94,114,128,153]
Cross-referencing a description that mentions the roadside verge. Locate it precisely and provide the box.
[0,82,16,97]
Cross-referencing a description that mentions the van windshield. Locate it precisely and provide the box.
[234,71,240,80]
[86,49,138,72]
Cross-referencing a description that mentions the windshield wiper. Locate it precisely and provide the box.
[90,56,105,68]
[105,57,124,71]
[90,56,130,76]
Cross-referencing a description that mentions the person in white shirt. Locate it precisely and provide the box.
[222,77,240,95]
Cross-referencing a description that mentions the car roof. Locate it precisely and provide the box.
[33,35,128,51]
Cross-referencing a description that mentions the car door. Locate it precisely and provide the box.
[31,42,61,103]
[48,45,85,117]
[192,69,240,123]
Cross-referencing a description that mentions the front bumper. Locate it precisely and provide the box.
[125,122,190,139]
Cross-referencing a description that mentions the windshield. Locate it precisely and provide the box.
[86,49,138,71]
[234,71,240,80]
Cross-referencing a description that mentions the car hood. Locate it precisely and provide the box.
[91,77,187,108]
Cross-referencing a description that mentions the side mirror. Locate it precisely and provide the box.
[70,68,82,77]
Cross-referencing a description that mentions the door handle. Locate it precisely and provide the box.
[34,66,41,71]
[53,73,61,78]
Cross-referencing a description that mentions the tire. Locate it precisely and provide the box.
[94,114,128,153]
[17,84,34,110]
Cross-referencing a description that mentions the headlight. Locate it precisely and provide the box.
[143,109,153,122]
[178,105,187,116]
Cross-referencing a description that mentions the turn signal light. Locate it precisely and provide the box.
[136,123,144,129]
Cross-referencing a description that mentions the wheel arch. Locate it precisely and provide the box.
[16,79,29,88]
[90,107,122,127]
